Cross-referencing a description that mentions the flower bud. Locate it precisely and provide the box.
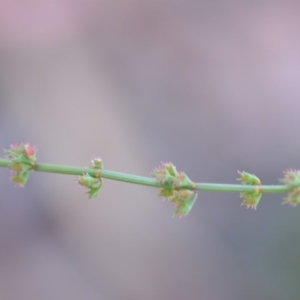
[173,192,198,217]
[282,188,300,207]
[4,143,37,187]
[280,169,300,188]
[281,170,300,206]
[151,162,177,185]
[237,171,262,210]
[77,173,102,198]
[152,162,197,217]
[240,191,262,210]
[237,171,261,185]
[90,157,103,170]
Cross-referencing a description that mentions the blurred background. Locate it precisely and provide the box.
[1,1,300,299]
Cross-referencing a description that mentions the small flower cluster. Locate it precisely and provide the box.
[281,169,300,206]
[77,157,103,198]
[151,162,197,217]
[237,171,262,210]
[4,143,37,187]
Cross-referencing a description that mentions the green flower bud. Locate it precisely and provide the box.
[4,143,37,187]
[237,171,262,210]
[237,171,261,185]
[77,173,102,198]
[282,188,300,207]
[280,169,300,188]
[173,192,198,217]
[152,162,197,217]
[240,191,262,210]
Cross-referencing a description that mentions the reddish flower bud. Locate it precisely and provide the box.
[4,143,37,188]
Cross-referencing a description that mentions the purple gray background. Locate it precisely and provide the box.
[1,1,300,299]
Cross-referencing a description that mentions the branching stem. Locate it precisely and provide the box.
[0,158,289,194]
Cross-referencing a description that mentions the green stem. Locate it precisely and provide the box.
[0,158,289,194]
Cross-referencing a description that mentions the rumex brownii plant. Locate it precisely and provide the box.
[0,142,298,217]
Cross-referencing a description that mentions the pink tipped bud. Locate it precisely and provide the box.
[280,170,300,207]
[4,143,37,188]
[152,162,197,217]
[23,143,37,158]
[281,169,300,188]
[282,187,300,207]
[240,191,262,210]
[237,171,262,210]
[237,171,261,185]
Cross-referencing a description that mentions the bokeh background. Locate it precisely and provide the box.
[1,1,300,299]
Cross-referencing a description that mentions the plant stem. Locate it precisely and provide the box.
[0,158,289,194]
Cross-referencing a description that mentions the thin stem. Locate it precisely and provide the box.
[194,183,289,194]
[35,163,161,188]
[0,158,289,194]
